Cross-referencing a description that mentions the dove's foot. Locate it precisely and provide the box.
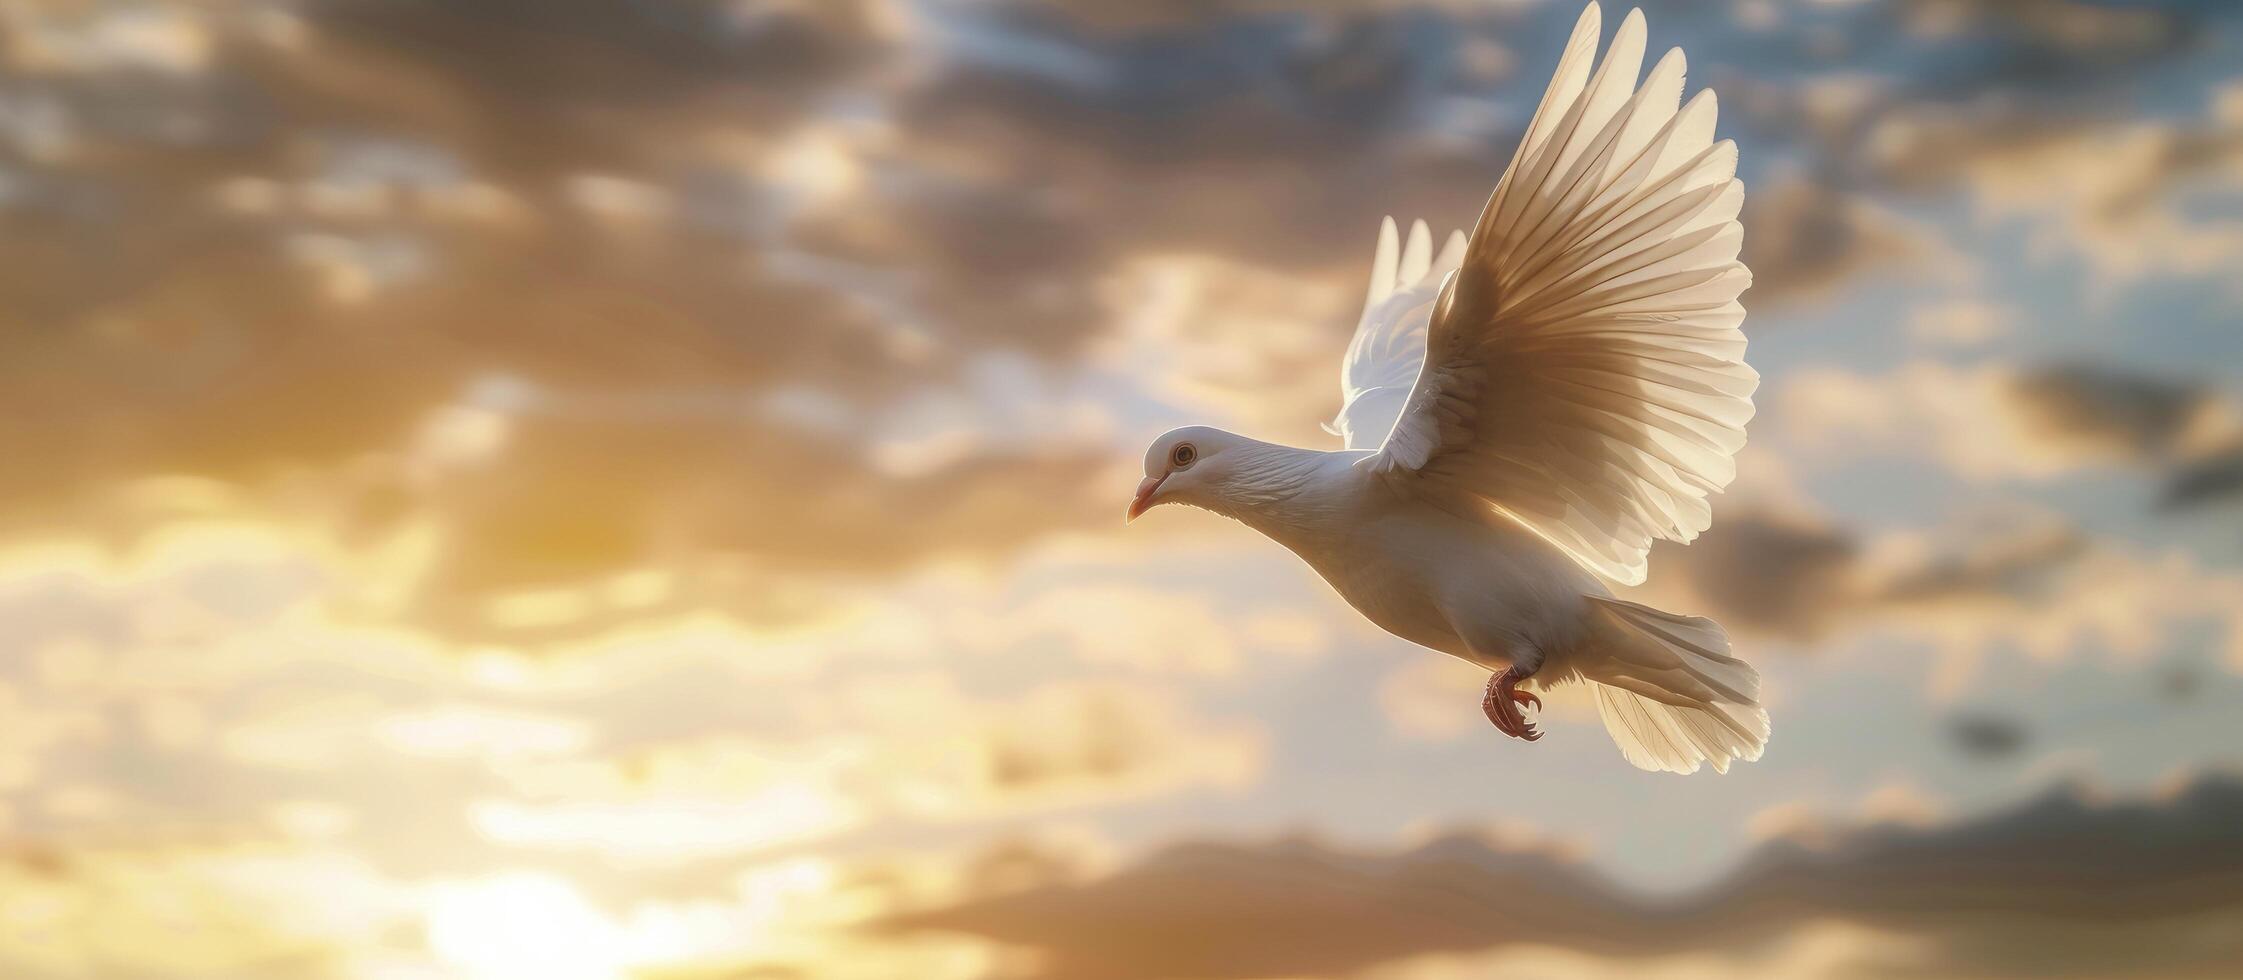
[1482,668,1543,741]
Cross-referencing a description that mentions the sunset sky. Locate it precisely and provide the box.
[4,0,2243,977]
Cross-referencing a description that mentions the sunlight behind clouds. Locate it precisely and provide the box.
[3,0,2243,976]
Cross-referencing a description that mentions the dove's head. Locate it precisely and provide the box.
[1127,425,1253,522]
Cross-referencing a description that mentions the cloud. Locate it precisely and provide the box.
[1717,1,2243,291]
[860,0,1564,309]
[3,2,219,76]
[0,680,106,794]
[884,830,1629,980]
[1875,525,2243,688]
[1857,79,2243,286]
[397,389,1119,640]
[1640,499,2243,690]
[2161,444,2243,510]
[468,675,1263,865]
[1907,297,2016,349]
[0,0,1139,643]
[1946,710,2030,760]
[1869,519,2089,611]
[371,702,595,763]
[0,527,1296,919]
[1775,359,2243,530]
[1645,509,1863,642]
[1093,251,1357,440]
[2003,364,2218,465]
[0,841,420,979]
[882,773,2243,979]
[0,525,1301,977]
[301,0,909,142]
[1015,0,1535,34]
[1777,360,2233,482]
[0,835,983,980]
[1894,0,2191,70]
[947,580,1330,676]
[1738,171,1947,307]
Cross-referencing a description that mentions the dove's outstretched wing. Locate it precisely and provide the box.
[1367,2,1756,586]
[1327,217,1465,451]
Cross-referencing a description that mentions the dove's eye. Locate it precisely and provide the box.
[1170,443,1197,468]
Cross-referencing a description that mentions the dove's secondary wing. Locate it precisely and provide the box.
[1368,3,1756,586]
[1327,217,1464,451]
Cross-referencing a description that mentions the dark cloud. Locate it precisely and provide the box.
[1948,710,2030,759]
[2161,445,2243,510]
[881,5,1515,275]
[2002,365,2213,464]
[884,775,2243,979]
[1713,776,2243,978]
[1858,98,2243,209]
[2160,661,2208,703]
[1997,365,2243,513]
[1718,1,2242,296]
[1649,510,1861,642]
[1015,0,1511,35]
[1719,0,2217,164]
[1890,0,2196,95]
[885,832,1639,979]
[0,0,1132,641]
[299,0,901,147]
[1649,509,2102,646]
[1876,524,2087,611]
[1737,172,1931,307]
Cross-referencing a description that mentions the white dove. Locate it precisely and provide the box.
[1127,3,1765,774]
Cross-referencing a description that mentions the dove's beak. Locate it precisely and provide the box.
[1126,475,1165,523]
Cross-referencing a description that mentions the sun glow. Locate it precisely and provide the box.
[420,861,836,979]
[423,874,633,980]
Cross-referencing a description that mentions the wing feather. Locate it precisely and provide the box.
[1366,3,1756,585]
[1329,220,1469,450]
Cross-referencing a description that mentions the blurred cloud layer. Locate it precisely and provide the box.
[3,0,2242,977]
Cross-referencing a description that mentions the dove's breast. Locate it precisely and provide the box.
[1274,485,1603,671]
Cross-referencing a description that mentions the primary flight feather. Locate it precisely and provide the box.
[1128,3,1764,774]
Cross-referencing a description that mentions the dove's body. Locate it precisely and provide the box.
[1208,445,1601,677]
[1130,4,1770,773]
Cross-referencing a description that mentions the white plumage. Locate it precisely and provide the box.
[1130,4,1765,774]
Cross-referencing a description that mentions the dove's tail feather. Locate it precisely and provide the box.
[1582,596,1768,775]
